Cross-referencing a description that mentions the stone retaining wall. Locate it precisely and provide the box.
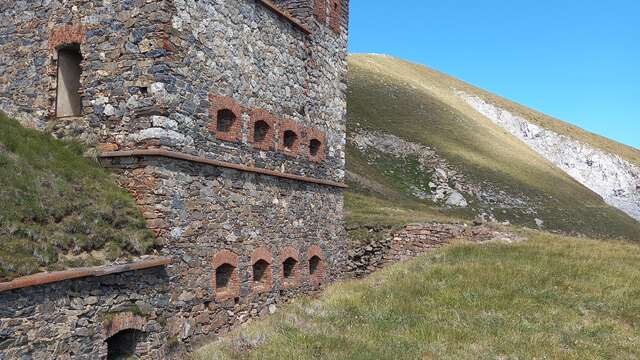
[347,223,511,277]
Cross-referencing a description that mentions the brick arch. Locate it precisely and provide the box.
[103,312,146,338]
[251,246,274,265]
[251,247,274,293]
[208,94,243,143]
[307,245,326,285]
[307,245,325,260]
[280,246,300,288]
[249,109,278,151]
[212,249,240,300]
[49,24,85,52]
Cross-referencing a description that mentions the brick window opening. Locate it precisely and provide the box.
[216,109,236,133]
[56,45,82,118]
[309,139,322,157]
[283,257,298,280]
[215,263,235,290]
[106,329,144,360]
[283,130,298,151]
[254,120,270,143]
[253,259,270,284]
[309,256,321,275]
[308,245,325,286]
[212,250,239,300]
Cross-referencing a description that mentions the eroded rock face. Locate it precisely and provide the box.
[458,91,640,222]
[350,130,531,213]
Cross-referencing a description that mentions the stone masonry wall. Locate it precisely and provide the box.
[152,0,348,183]
[0,267,172,359]
[0,0,172,140]
[103,155,346,350]
[347,224,515,277]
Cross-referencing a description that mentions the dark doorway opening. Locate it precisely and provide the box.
[56,45,82,118]
[283,130,298,151]
[309,255,321,275]
[106,329,143,360]
[309,139,321,156]
[253,259,270,284]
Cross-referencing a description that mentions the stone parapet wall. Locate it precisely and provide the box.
[0,0,348,183]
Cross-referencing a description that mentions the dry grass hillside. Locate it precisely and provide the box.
[345,54,640,240]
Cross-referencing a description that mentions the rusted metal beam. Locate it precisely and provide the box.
[99,148,349,189]
[0,257,172,293]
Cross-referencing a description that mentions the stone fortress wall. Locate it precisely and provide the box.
[0,0,349,358]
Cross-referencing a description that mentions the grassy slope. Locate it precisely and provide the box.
[195,233,640,360]
[346,54,640,240]
[0,113,155,281]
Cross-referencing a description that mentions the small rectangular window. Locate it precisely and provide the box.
[56,47,82,118]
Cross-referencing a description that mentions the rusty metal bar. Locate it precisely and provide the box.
[99,149,348,189]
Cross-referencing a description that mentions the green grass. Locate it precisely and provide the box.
[194,232,640,360]
[345,54,640,240]
[0,113,156,281]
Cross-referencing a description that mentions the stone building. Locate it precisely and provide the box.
[0,0,349,358]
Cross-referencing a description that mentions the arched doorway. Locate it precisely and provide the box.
[106,328,144,359]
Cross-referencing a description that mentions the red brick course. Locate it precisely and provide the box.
[315,0,327,23]
[249,109,279,151]
[212,250,240,301]
[208,94,243,143]
[330,0,342,33]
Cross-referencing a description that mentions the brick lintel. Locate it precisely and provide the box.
[98,149,349,189]
[0,257,172,293]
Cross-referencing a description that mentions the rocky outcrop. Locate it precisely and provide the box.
[350,130,532,213]
[458,91,640,222]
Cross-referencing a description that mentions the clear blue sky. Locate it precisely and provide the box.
[348,0,639,149]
